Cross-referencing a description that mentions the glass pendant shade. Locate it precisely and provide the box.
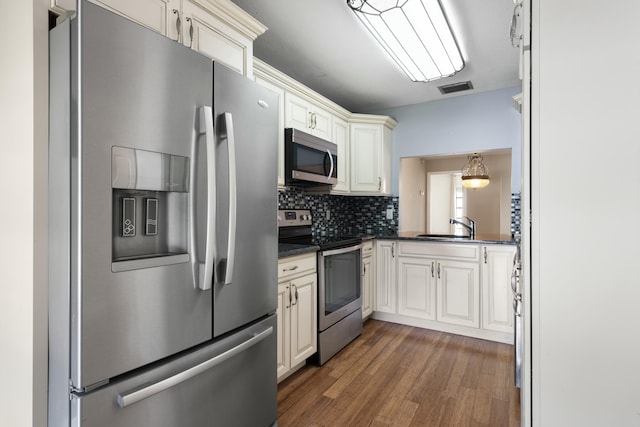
[461,154,490,189]
[347,0,464,82]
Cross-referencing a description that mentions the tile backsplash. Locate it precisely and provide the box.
[278,187,398,237]
[278,188,521,239]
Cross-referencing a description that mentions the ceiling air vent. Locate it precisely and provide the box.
[437,81,474,95]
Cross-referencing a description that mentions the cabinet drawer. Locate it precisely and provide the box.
[278,253,316,281]
[362,240,374,257]
[398,242,480,261]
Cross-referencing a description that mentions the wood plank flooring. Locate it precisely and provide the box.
[277,319,520,427]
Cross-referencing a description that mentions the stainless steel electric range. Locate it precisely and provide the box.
[278,209,363,365]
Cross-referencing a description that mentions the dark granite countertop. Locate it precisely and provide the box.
[377,231,516,245]
[278,232,515,259]
[278,243,320,258]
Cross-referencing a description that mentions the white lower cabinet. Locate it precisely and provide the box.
[398,257,478,327]
[436,260,480,328]
[277,253,317,382]
[373,240,514,344]
[375,240,397,314]
[361,240,374,319]
[481,245,517,333]
[398,257,436,320]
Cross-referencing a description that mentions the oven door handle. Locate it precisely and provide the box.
[320,243,363,257]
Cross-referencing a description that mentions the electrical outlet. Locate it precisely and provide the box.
[326,210,330,220]
[386,208,394,220]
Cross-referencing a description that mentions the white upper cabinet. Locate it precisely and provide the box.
[51,0,266,78]
[253,60,396,196]
[285,92,332,141]
[349,116,395,195]
[332,116,349,193]
[180,0,263,77]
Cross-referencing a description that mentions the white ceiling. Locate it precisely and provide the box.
[230,0,521,113]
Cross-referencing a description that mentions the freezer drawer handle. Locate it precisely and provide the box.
[116,326,273,408]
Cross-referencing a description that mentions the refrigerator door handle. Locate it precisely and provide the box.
[195,106,216,291]
[221,112,237,286]
[116,326,273,408]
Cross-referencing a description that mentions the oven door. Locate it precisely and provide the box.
[317,244,363,331]
[285,128,338,186]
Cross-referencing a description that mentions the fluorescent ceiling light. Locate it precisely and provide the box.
[348,0,464,82]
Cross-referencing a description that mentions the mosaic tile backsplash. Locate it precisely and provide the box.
[278,187,399,238]
[278,188,521,239]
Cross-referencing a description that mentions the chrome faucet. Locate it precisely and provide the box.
[450,216,476,239]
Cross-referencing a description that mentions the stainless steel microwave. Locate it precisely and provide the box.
[284,128,338,187]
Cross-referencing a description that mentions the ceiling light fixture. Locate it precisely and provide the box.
[461,153,490,189]
[347,0,464,82]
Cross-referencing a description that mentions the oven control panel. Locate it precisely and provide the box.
[278,209,312,227]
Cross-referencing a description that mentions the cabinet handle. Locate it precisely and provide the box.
[291,284,298,306]
[363,264,366,276]
[431,261,434,278]
[378,177,382,191]
[283,265,298,272]
[186,17,193,48]
[437,262,441,279]
[312,113,317,129]
[172,9,181,43]
[308,112,313,129]
[483,247,487,264]
[391,243,395,258]
[285,285,290,308]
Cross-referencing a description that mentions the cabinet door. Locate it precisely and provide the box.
[362,255,373,318]
[284,92,332,140]
[285,93,311,131]
[398,257,436,320]
[436,260,480,328]
[276,283,290,379]
[350,123,382,193]
[289,274,317,366]
[332,117,350,192]
[482,245,516,333]
[311,107,332,141]
[181,0,251,75]
[375,241,397,313]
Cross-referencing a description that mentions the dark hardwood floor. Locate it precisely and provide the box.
[277,319,520,426]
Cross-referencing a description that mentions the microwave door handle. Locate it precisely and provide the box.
[221,112,237,286]
[327,149,334,181]
[195,106,216,291]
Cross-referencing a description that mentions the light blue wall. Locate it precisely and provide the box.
[373,86,522,196]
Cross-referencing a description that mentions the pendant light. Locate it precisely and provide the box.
[347,0,464,82]
[461,153,490,189]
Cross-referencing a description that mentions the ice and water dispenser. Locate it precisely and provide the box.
[111,146,190,271]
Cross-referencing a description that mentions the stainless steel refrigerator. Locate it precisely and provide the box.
[48,2,278,425]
